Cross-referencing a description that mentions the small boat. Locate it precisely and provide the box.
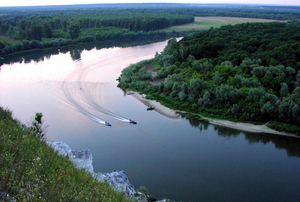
[105,121,112,127]
[147,106,154,111]
[129,119,137,124]
[127,92,135,95]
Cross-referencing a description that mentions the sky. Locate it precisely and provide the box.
[0,0,299,7]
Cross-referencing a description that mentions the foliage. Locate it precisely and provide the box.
[69,24,80,40]
[0,107,134,201]
[2,3,300,55]
[136,186,148,195]
[118,22,300,134]
[0,4,195,56]
[29,112,48,141]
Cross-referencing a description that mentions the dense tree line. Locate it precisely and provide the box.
[0,30,167,56]
[118,22,300,133]
[0,7,193,41]
[1,3,300,42]
[0,5,196,56]
[1,3,300,56]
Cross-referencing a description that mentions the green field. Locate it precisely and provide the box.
[160,17,280,32]
[0,36,19,45]
[0,36,54,46]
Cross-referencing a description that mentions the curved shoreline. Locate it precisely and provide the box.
[131,92,181,119]
[130,92,299,139]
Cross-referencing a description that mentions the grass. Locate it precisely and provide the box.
[0,36,19,46]
[159,17,280,32]
[0,107,134,201]
[0,36,54,46]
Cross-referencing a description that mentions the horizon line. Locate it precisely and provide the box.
[1,2,300,8]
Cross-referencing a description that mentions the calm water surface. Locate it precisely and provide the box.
[0,40,300,202]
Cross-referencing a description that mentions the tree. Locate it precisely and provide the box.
[138,67,152,80]
[247,88,266,103]
[170,83,181,98]
[161,55,175,67]
[30,24,43,41]
[179,91,187,102]
[280,83,289,97]
[292,104,300,123]
[291,87,300,105]
[30,112,48,140]
[198,91,212,106]
[278,98,293,122]
[18,19,27,31]
[69,24,80,40]
[22,40,31,50]
[212,72,224,85]
[189,78,205,96]
[261,102,274,117]
[43,23,53,38]
[216,85,243,106]
[0,22,9,34]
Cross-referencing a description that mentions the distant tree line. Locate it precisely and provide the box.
[0,30,168,56]
[118,22,300,133]
[0,8,193,41]
[0,5,196,56]
[1,3,300,56]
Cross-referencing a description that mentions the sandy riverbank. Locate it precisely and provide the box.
[130,92,181,119]
[130,92,299,138]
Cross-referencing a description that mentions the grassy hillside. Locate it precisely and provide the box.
[159,17,280,32]
[0,107,134,201]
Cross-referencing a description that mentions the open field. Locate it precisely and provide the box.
[160,17,280,32]
[0,35,19,45]
[0,36,54,46]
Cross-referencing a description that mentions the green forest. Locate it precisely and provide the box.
[118,22,300,134]
[0,4,196,56]
[1,3,300,56]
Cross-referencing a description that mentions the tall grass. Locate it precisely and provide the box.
[0,107,134,201]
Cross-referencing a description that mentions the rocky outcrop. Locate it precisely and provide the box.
[47,141,93,173]
[47,141,147,202]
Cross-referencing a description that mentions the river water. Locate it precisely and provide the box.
[0,40,300,202]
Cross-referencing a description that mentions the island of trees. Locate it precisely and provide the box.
[118,22,300,135]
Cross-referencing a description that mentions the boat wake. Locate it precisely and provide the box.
[52,58,135,126]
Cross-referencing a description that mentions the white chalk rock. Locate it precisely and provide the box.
[47,141,146,202]
[47,141,93,173]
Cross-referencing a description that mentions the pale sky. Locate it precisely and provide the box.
[0,0,299,7]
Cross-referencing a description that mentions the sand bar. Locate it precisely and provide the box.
[131,92,181,119]
[130,92,299,138]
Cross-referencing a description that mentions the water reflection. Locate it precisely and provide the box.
[187,117,300,158]
[0,37,170,67]
[70,49,82,61]
[0,49,60,66]
[244,133,300,158]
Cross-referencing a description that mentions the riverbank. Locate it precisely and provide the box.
[131,93,181,119]
[130,91,299,139]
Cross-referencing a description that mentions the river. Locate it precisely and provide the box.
[0,39,300,202]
